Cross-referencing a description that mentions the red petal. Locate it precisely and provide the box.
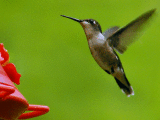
[18,105,50,119]
[3,63,21,85]
[0,43,9,66]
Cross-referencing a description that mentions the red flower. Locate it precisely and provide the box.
[0,43,21,85]
[0,43,49,119]
[0,43,9,66]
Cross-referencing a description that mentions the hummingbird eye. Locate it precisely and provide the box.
[85,19,102,33]
[89,19,96,25]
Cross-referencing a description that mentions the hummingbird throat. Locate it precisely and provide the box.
[80,23,97,40]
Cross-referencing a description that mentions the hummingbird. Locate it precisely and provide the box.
[61,9,156,97]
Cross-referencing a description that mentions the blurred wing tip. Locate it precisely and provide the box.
[147,8,157,16]
[151,8,157,12]
[109,8,157,54]
[144,8,157,19]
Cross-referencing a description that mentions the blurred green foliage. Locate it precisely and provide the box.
[0,0,160,120]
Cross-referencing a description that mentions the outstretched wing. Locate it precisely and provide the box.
[102,26,119,38]
[107,8,156,54]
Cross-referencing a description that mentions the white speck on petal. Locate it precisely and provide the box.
[0,53,4,62]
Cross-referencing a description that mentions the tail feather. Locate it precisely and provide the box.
[114,77,134,97]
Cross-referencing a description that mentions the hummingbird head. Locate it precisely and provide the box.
[61,15,102,39]
[81,19,102,33]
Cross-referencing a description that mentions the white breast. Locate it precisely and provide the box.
[96,33,106,44]
[89,33,106,46]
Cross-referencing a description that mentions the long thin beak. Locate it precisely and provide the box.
[60,15,83,22]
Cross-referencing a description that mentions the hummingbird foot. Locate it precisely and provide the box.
[105,67,115,74]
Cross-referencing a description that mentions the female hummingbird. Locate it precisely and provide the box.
[61,9,156,97]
